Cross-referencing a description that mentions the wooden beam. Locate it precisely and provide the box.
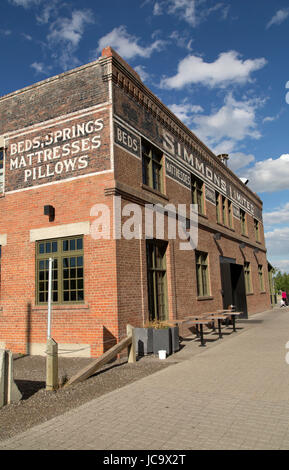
[127,324,136,363]
[65,334,132,387]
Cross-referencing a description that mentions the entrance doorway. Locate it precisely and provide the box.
[220,257,248,318]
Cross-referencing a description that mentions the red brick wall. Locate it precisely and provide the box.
[0,49,271,358]
[0,173,119,356]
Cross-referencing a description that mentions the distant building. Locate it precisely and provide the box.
[0,47,271,357]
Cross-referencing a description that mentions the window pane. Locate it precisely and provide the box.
[52,242,58,252]
[77,238,83,250]
[39,260,45,270]
[77,256,83,267]
[78,291,84,301]
[39,244,45,254]
[70,268,76,278]
[70,239,76,251]
[63,240,69,251]
[63,291,69,301]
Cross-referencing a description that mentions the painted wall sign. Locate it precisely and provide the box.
[161,129,262,221]
[233,205,240,219]
[114,121,140,158]
[165,157,191,189]
[4,108,110,192]
[205,186,216,205]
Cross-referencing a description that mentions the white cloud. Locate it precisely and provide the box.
[22,33,32,40]
[153,2,163,15]
[272,259,289,273]
[48,10,93,48]
[9,0,41,7]
[263,113,281,123]
[168,102,203,124]
[191,93,262,152]
[36,0,59,24]
[243,154,289,193]
[134,65,150,82]
[165,0,197,26]
[152,0,227,27]
[227,152,255,172]
[169,31,194,50]
[263,203,289,226]
[0,29,12,36]
[266,8,289,28]
[160,51,267,89]
[265,227,289,257]
[30,62,52,75]
[96,26,166,60]
[47,9,94,70]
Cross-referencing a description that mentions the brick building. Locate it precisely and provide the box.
[0,47,271,357]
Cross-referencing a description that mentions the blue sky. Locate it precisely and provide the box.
[1,0,289,271]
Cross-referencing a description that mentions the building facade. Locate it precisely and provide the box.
[0,47,271,357]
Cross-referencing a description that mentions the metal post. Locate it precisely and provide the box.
[47,257,53,339]
[46,258,58,391]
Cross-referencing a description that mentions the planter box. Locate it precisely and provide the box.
[134,326,180,357]
[171,326,180,353]
[153,326,180,356]
[153,328,171,355]
[134,328,153,356]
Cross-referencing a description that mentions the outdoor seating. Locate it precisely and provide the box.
[168,310,243,347]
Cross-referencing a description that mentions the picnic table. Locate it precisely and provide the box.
[168,309,243,347]
[217,310,243,332]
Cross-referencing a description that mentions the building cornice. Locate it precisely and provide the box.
[101,48,263,209]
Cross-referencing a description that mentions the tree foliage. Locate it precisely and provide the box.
[273,271,289,293]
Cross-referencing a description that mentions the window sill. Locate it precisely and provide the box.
[241,233,249,239]
[260,291,267,294]
[32,304,90,310]
[141,184,169,200]
[196,296,214,301]
[217,221,234,232]
[246,292,254,296]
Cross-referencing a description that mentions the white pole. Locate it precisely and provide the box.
[47,257,53,339]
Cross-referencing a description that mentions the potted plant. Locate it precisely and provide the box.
[134,320,179,357]
[134,326,153,356]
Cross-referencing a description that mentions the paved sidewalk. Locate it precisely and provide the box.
[1,308,289,450]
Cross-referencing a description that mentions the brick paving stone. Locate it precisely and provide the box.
[2,308,289,450]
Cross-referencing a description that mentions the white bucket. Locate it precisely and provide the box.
[158,350,166,360]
